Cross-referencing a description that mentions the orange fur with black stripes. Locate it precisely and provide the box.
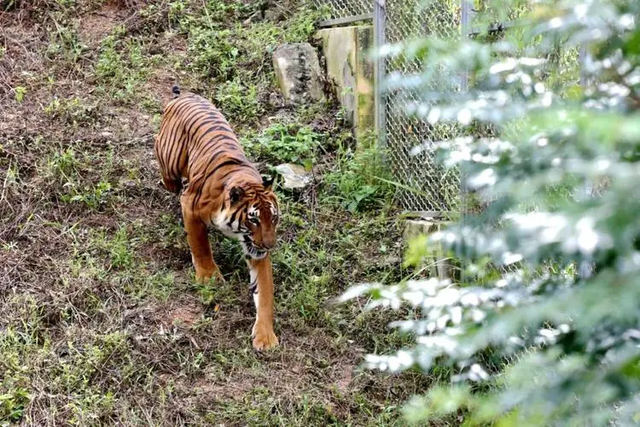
[154,87,279,350]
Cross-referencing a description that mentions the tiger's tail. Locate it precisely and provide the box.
[172,85,181,99]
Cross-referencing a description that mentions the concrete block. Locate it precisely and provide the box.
[404,219,452,280]
[316,26,374,146]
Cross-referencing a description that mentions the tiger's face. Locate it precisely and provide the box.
[226,183,279,259]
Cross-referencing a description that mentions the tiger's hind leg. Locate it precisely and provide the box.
[154,132,187,195]
[161,175,182,194]
[180,192,223,283]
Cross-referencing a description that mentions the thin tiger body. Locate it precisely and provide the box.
[155,87,280,350]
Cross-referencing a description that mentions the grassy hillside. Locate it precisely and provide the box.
[0,0,439,425]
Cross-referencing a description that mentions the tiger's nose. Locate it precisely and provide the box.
[262,236,275,250]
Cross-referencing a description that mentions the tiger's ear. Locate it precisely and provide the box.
[229,186,245,204]
[262,175,274,191]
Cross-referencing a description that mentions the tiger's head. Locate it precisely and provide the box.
[226,177,279,259]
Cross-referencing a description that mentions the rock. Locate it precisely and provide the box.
[275,164,312,189]
[268,92,284,109]
[403,219,442,241]
[272,43,325,106]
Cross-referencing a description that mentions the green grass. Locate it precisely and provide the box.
[0,0,440,425]
[242,122,327,166]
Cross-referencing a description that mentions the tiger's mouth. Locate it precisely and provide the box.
[240,237,268,259]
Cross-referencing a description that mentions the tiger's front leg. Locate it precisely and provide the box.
[181,193,222,283]
[247,255,279,350]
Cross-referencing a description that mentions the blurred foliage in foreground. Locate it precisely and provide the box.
[342,0,640,424]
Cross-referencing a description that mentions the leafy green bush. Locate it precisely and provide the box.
[243,123,325,165]
[324,141,393,212]
[343,0,640,424]
[214,78,261,124]
[187,27,239,80]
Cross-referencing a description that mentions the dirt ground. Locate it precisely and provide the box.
[0,1,434,425]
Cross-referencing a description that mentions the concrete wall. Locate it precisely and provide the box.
[404,219,453,280]
[316,26,375,146]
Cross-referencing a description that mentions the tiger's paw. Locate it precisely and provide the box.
[195,269,225,284]
[252,323,279,351]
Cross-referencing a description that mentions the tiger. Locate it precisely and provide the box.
[154,86,280,350]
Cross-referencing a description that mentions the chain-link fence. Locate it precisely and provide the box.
[384,0,461,214]
[314,0,465,215]
[316,0,373,19]
[313,0,584,217]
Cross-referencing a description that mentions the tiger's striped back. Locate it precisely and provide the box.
[154,92,260,196]
[154,90,279,259]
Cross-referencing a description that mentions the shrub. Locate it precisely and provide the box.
[243,123,325,166]
[324,140,393,212]
[342,0,640,425]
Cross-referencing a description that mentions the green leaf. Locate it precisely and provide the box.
[14,86,26,103]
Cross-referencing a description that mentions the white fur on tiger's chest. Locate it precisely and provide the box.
[211,210,242,240]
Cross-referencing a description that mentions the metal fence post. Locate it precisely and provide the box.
[459,0,471,282]
[374,0,386,149]
[459,0,470,93]
[459,0,471,205]
[579,43,595,280]
[579,44,590,88]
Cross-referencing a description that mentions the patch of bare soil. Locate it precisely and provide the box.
[77,3,125,47]
[165,298,204,326]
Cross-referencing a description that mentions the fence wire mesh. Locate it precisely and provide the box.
[312,0,373,19]
[384,0,461,214]
[314,0,463,214]
[313,0,581,217]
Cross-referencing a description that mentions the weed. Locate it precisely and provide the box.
[13,86,26,103]
[44,96,97,125]
[283,8,324,42]
[3,163,19,190]
[47,147,79,182]
[214,78,261,124]
[0,387,30,423]
[158,214,185,249]
[45,23,85,63]
[192,275,238,307]
[244,123,325,166]
[138,271,176,301]
[109,225,135,269]
[187,27,239,80]
[324,141,393,212]
[94,27,149,101]
[62,181,112,210]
